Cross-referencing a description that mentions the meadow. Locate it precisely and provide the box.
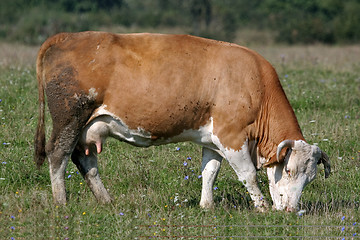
[0,40,359,239]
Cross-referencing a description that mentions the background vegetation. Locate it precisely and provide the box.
[1,0,360,45]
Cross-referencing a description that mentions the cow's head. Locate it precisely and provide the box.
[265,140,330,212]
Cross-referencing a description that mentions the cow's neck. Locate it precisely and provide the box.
[252,81,305,162]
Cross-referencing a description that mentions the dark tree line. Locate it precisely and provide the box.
[1,0,359,44]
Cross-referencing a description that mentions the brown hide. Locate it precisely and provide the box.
[36,31,304,166]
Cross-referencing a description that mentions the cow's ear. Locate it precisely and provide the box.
[263,155,281,168]
[263,148,290,168]
[317,151,331,178]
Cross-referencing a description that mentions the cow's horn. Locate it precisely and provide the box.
[318,151,331,178]
[276,140,295,162]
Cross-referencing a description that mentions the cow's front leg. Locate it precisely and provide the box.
[71,145,112,203]
[223,144,269,212]
[200,147,223,209]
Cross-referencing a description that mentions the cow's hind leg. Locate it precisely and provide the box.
[45,66,97,204]
[200,147,223,209]
[71,145,112,203]
[47,148,70,205]
[46,121,89,205]
[222,142,269,212]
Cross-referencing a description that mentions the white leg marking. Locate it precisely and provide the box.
[214,139,269,211]
[49,156,68,205]
[200,147,223,209]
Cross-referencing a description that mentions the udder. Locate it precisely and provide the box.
[79,115,156,155]
[80,119,110,155]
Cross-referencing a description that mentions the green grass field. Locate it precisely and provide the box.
[0,42,359,239]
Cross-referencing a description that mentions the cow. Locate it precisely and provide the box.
[34,31,330,212]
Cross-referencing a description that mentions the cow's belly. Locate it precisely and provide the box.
[79,113,217,154]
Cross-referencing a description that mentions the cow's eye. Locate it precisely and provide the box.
[285,166,291,177]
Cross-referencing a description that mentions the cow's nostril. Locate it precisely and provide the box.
[286,206,295,212]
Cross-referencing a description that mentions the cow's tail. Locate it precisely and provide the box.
[34,43,47,169]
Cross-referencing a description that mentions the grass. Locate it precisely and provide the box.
[0,41,359,239]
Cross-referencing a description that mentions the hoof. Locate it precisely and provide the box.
[200,201,215,209]
[53,196,67,206]
[254,200,270,212]
[98,195,113,204]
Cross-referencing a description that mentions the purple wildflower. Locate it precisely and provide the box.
[184,176,189,180]
[214,187,218,190]
[187,157,191,160]
[183,162,187,166]
[119,212,124,216]
[198,175,202,178]
[297,210,306,217]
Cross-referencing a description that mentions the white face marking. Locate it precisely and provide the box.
[267,140,319,211]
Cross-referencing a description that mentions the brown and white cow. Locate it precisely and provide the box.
[34,31,330,212]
